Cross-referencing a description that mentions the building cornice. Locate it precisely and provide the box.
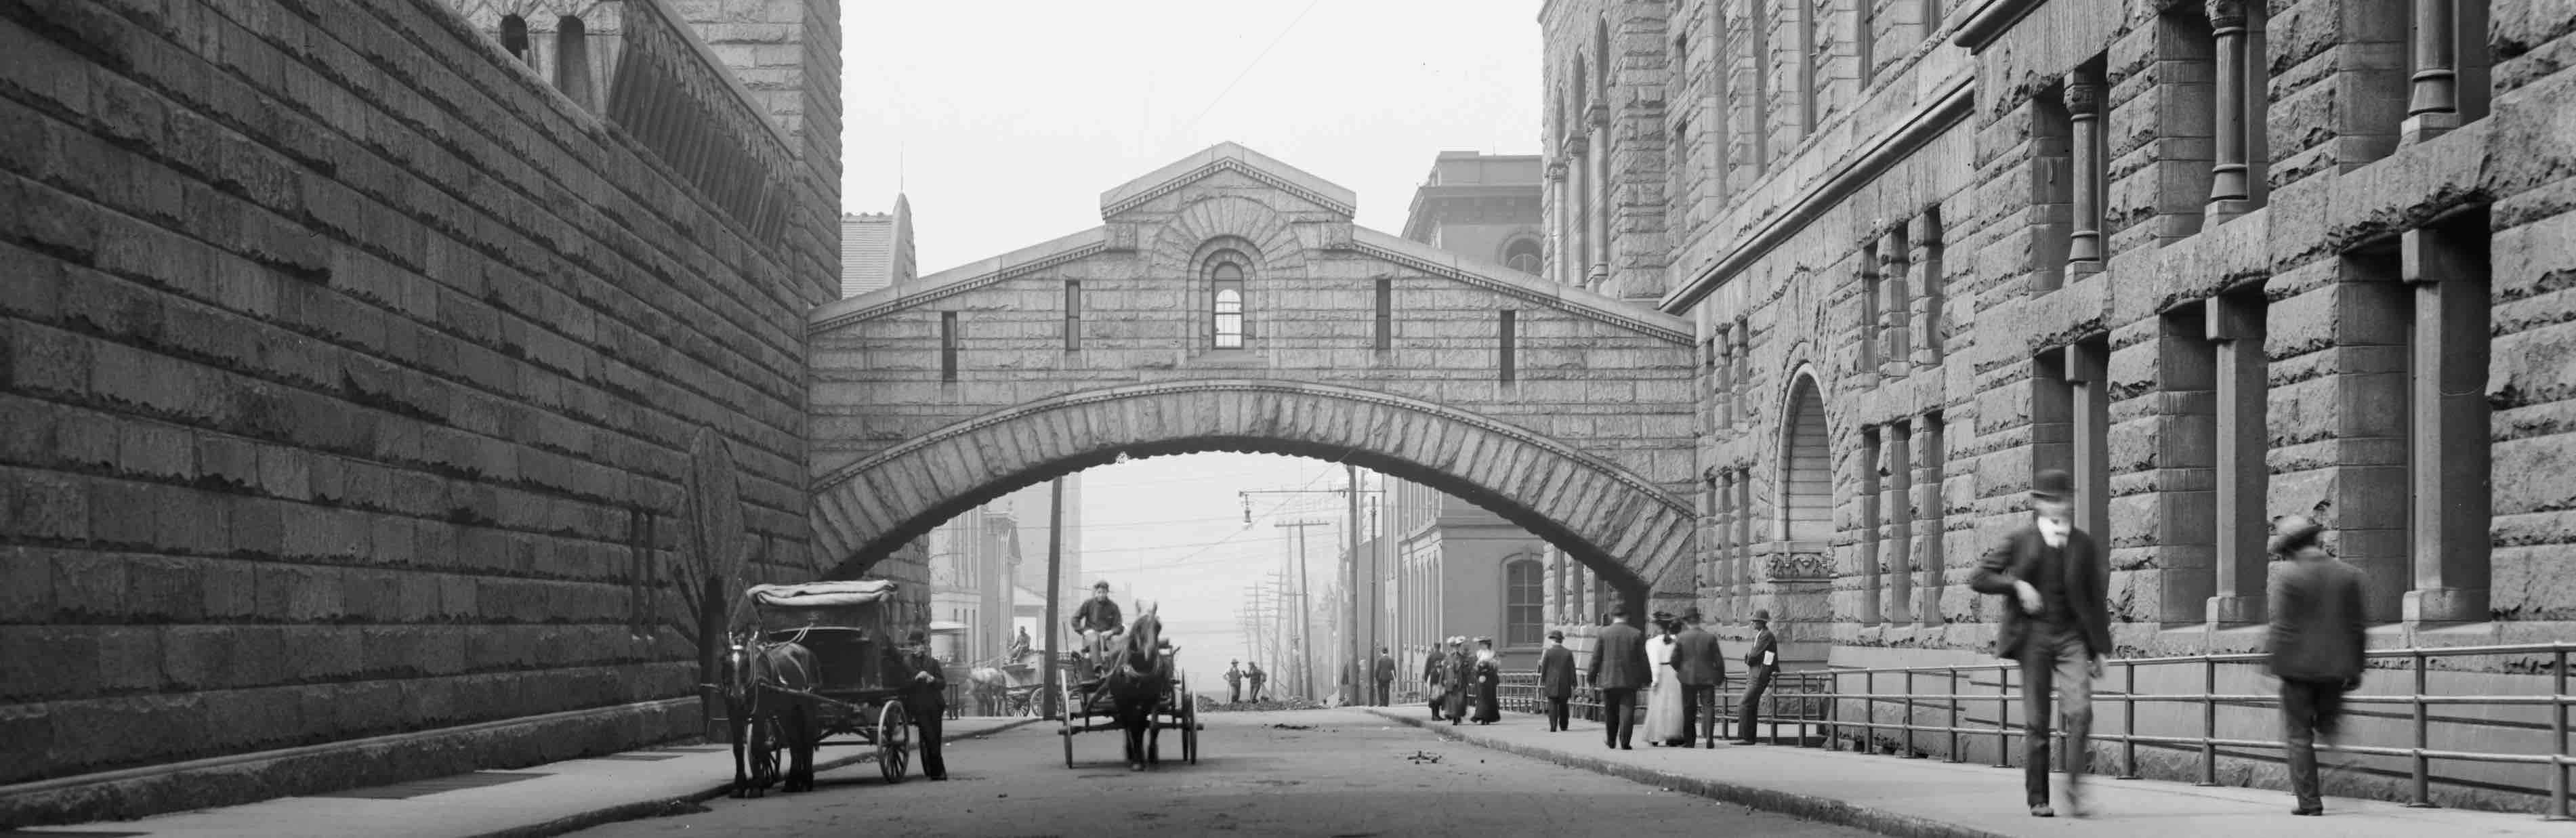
[1352,229,1693,345]
[810,228,1108,332]
[1660,79,1976,313]
[1951,0,2046,51]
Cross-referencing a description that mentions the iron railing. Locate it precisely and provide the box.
[1491,671,1827,744]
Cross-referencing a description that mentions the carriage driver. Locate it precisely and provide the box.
[1070,581,1125,675]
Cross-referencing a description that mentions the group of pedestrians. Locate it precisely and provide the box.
[1576,604,1778,748]
[1423,636,1504,724]
[1221,660,1267,703]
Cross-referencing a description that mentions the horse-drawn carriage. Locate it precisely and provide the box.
[1057,603,1199,770]
[716,579,918,797]
[967,653,1058,717]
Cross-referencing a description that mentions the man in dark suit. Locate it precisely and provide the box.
[1673,608,1727,748]
[1586,601,1650,750]
[1732,610,1779,745]
[2266,514,2367,816]
[898,630,949,780]
[1539,629,1577,731]
[1968,468,2113,818]
[1423,645,1450,719]
[1373,647,1397,707]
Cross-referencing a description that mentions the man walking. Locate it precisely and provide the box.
[1732,610,1779,745]
[1224,660,1244,704]
[1423,644,1450,719]
[1373,648,1397,707]
[1968,468,2113,818]
[898,630,949,780]
[1246,663,1266,703]
[1539,629,1577,731]
[2266,514,2368,816]
[1587,602,1650,750]
[1674,608,1726,748]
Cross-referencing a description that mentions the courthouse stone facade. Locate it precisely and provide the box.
[0,0,849,822]
[1541,0,2576,808]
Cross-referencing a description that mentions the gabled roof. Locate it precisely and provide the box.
[1098,142,1357,220]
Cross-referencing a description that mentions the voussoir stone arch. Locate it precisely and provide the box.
[809,379,1699,602]
[1155,194,1306,277]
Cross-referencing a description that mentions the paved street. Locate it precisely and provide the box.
[564,709,1878,838]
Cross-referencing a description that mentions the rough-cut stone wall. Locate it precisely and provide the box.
[0,0,832,820]
[1540,0,1673,303]
[1608,0,2576,808]
[810,148,1701,602]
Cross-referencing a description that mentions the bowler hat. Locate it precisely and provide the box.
[1751,609,1772,623]
[1682,607,1705,623]
[2269,514,2326,555]
[1092,581,1112,591]
[1547,629,1565,641]
[2031,469,2075,502]
[906,629,928,644]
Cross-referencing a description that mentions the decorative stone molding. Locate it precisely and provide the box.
[1102,156,1356,220]
[1766,550,1834,581]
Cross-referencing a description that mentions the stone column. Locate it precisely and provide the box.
[1859,427,1884,625]
[2205,0,2253,224]
[2403,0,2462,144]
[1587,103,1613,288]
[1566,133,1592,284]
[2066,70,2106,274]
[2206,293,2268,625]
[1546,159,1573,283]
[2401,224,2491,625]
[1887,421,1915,625]
[1716,470,1738,622]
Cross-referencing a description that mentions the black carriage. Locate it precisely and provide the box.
[1057,654,1199,768]
[724,580,918,791]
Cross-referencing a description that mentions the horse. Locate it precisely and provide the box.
[722,631,818,797]
[967,665,1010,715]
[1099,602,1176,771]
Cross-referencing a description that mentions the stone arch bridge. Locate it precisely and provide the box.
[808,144,1700,605]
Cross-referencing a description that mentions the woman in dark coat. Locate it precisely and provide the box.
[1442,637,1473,724]
[1472,637,1503,724]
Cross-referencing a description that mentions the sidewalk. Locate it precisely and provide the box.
[1364,708,2567,838]
[15,716,1041,838]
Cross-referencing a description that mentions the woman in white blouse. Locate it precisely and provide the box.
[1643,614,1688,745]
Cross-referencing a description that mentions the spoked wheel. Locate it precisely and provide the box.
[747,713,784,791]
[1183,689,1200,764]
[877,702,911,784]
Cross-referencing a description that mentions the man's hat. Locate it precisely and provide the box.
[1751,609,1772,623]
[906,629,928,644]
[1606,599,1629,615]
[1476,637,1493,646]
[1547,629,1565,641]
[2031,469,2075,503]
[1230,658,1239,663]
[1650,610,1674,623]
[1682,607,1705,623]
[2269,514,2326,555]
[1092,581,1112,591]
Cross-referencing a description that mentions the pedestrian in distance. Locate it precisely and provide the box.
[1472,637,1503,724]
[1424,644,1451,720]
[1968,467,2113,818]
[1246,663,1266,703]
[1587,601,1650,750]
[1539,629,1577,732]
[898,629,949,780]
[1674,607,1727,748]
[1445,637,1474,725]
[1644,612,1688,746]
[2265,514,2369,817]
[1373,646,1398,707]
[1732,610,1779,746]
[1224,660,1244,704]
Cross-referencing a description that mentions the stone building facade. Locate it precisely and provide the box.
[1540,0,2575,808]
[839,195,917,298]
[0,0,854,824]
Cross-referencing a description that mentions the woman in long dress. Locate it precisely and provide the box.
[1643,617,1690,745]
[1472,637,1503,724]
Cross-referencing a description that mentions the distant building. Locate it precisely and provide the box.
[1382,152,1552,690]
[922,477,1082,665]
[840,195,917,297]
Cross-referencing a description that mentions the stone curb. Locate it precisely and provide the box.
[1365,709,2008,838]
[460,717,1045,838]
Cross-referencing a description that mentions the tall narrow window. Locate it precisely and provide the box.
[1798,0,1819,135]
[2067,336,2111,541]
[1886,224,1913,369]
[2401,211,2492,625]
[2335,242,2411,623]
[501,14,530,62]
[2208,287,2268,625]
[1921,208,1946,361]
[1860,425,1884,625]
[1210,259,1246,349]
[2157,305,2221,625]
[2157,8,2218,240]
[1373,277,1393,350]
[1887,419,1914,624]
[1922,0,1942,37]
[554,16,593,104]
[1505,560,1545,646]
[1751,0,1774,168]
[1918,413,1946,625]
[1859,241,1883,373]
[1063,280,1082,351]
[2029,83,2075,293]
[1499,310,1518,384]
[940,312,959,381]
[1858,0,1878,85]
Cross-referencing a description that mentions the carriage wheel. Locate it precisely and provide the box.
[749,712,785,789]
[877,702,911,784]
[1183,690,1200,764]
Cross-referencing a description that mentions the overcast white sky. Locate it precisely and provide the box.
[841,1,1542,698]
[841,0,1546,274]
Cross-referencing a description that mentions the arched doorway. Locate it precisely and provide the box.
[1781,377,1831,545]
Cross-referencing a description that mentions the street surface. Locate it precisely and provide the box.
[566,709,1882,837]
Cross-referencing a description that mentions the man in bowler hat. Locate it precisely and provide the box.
[898,629,949,780]
[1539,629,1577,731]
[1970,468,2113,818]
[1733,610,1779,745]
[2266,514,2367,816]
[1674,608,1727,747]
[1587,601,1651,749]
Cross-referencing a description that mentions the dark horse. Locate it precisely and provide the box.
[723,632,818,797]
[1099,602,1175,772]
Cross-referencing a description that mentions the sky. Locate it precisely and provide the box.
[840,0,1547,274]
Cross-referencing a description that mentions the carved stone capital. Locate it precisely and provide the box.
[2066,76,2103,112]
[1564,133,1592,156]
[1545,160,1570,181]
[1586,102,1611,128]
[2205,0,2247,29]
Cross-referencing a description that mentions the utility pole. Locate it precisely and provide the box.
[1041,477,1065,720]
[1345,463,1364,706]
[1275,520,1327,700]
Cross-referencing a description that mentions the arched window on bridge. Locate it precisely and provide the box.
[1209,255,1248,349]
[500,14,530,62]
[1501,237,1543,276]
[1504,557,1544,648]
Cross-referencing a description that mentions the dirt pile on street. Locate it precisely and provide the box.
[1197,696,1327,712]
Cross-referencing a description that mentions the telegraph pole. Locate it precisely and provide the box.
[1275,519,1327,699]
[1345,463,1364,706]
[1041,477,1065,720]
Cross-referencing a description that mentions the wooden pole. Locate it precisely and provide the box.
[1346,463,1363,705]
[1041,478,1065,720]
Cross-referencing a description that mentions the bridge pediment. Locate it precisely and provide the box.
[1099,142,1357,222]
